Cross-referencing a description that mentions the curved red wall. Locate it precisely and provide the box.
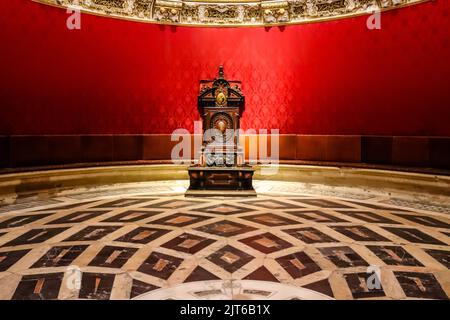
[1,0,449,135]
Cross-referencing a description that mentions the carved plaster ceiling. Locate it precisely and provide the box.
[35,0,429,27]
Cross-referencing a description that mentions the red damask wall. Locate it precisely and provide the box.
[0,0,449,135]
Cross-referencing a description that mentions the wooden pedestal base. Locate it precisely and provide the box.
[186,165,256,197]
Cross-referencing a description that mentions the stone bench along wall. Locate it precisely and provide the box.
[0,135,449,170]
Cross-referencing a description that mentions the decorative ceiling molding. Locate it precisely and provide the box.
[34,0,430,27]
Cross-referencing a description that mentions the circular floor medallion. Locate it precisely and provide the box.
[132,280,333,300]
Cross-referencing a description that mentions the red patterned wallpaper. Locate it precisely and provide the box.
[0,0,449,135]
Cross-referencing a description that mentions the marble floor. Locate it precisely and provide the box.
[0,180,449,300]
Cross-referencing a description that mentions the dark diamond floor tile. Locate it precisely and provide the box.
[366,245,423,267]
[290,199,351,209]
[138,252,183,280]
[424,249,450,269]
[114,227,171,244]
[206,245,254,273]
[383,227,446,245]
[394,271,448,299]
[3,228,69,247]
[102,210,161,223]
[44,201,96,211]
[184,266,220,283]
[162,233,215,254]
[130,279,159,298]
[88,245,138,268]
[285,210,347,223]
[244,199,303,210]
[0,214,52,229]
[46,211,106,225]
[393,214,450,229]
[94,198,155,208]
[196,204,254,215]
[239,232,292,254]
[145,199,203,209]
[12,273,64,300]
[319,246,369,268]
[244,266,279,282]
[79,272,115,300]
[63,226,121,242]
[150,213,212,227]
[337,211,400,224]
[331,226,390,242]
[240,213,299,227]
[344,272,385,299]
[31,245,89,268]
[0,249,31,271]
[283,227,337,244]
[195,220,256,237]
[276,251,321,279]
[303,279,334,298]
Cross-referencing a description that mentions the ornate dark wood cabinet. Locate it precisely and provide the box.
[186,66,255,196]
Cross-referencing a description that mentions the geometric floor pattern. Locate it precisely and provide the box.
[0,185,449,300]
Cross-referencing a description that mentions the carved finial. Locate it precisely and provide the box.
[218,65,224,79]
